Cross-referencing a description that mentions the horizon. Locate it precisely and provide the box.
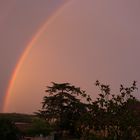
[0,0,140,114]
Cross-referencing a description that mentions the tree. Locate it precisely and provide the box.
[36,82,91,139]
[92,80,140,140]
[25,117,51,137]
[36,81,140,140]
[0,118,21,140]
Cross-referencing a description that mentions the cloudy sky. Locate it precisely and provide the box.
[0,0,140,113]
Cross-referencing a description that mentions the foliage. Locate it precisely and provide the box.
[0,118,21,140]
[92,80,140,140]
[36,82,91,138]
[25,117,51,137]
[37,81,140,140]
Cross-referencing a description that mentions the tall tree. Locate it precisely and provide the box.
[36,82,91,138]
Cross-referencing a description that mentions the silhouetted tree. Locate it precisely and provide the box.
[37,81,140,140]
[92,80,140,140]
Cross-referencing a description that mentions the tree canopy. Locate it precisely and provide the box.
[36,82,91,138]
[37,81,140,140]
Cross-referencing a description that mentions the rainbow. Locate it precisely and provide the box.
[3,0,73,112]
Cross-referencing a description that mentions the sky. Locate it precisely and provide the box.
[0,0,140,113]
[0,0,67,111]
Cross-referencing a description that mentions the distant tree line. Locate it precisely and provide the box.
[36,81,140,140]
[0,113,51,139]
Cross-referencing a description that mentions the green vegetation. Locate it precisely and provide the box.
[37,81,140,140]
[0,81,139,140]
[36,82,92,139]
[25,117,52,136]
[0,113,51,138]
[0,117,21,140]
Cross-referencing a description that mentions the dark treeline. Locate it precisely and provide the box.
[0,113,34,123]
[0,81,140,140]
[36,81,140,140]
